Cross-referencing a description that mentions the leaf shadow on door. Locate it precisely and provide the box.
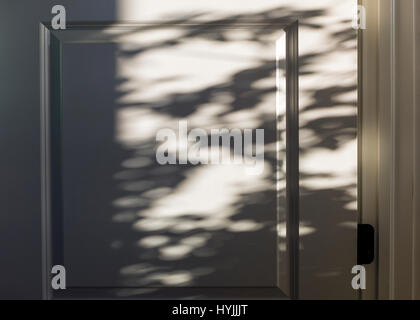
[59,6,357,299]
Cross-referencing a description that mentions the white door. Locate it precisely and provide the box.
[1,0,358,299]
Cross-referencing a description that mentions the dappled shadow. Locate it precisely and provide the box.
[58,4,357,300]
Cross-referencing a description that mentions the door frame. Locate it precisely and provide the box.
[360,0,420,300]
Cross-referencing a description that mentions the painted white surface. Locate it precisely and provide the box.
[0,0,357,299]
[362,0,420,300]
[114,0,359,299]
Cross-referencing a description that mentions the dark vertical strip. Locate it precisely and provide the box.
[40,23,51,301]
[49,33,64,287]
[286,21,299,300]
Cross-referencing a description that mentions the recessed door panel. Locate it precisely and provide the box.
[41,23,298,299]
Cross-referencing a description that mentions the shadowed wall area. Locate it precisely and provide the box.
[0,0,119,299]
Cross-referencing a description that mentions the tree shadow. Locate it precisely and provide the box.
[57,6,357,300]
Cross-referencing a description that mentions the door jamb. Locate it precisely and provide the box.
[360,0,420,300]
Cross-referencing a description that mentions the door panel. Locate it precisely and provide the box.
[1,0,357,299]
[42,22,297,299]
